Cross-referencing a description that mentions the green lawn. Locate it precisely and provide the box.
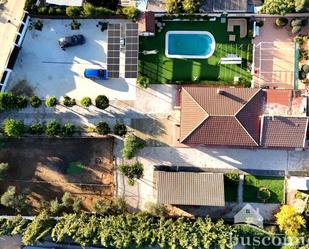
[66,162,84,174]
[139,18,253,85]
[243,175,285,203]
[224,174,239,202]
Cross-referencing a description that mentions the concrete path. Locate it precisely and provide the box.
[238,175,244,203]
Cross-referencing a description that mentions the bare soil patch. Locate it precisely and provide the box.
[0,137,114,213]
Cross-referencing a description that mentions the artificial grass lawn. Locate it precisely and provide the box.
[243,175,285,203]
[66,161,84,174]
[224,174,239,202]
[139,19,253,85]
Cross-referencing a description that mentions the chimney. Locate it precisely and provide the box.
[217,89,224,95]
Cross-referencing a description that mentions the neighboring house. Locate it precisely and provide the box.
[176,86,308,149]
[156,171,225,206]
[234,204,264,228]
[46,0,83,6]
[200,0,262,13]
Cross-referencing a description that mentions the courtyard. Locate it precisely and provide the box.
[0,137,114,213]
[139,18,253,85]
[8,19,136,101]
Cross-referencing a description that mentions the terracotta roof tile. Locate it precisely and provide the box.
[261,117,308,148]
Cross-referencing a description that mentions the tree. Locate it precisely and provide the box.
[260,0,296,14]
[80,97,92,107]
[0,163,9,179]
[46,120,61,136]
[62,123,75,137]
[29,96,42,108]
[295,0,309,12]
[182,0,202,13]
[3,119,25,138]
[122,135,145,159]
[165,0,182,13]
[120,4,139,21]
[275,205,306,236]
[45,96,57,107]
[95,95,109,110]
[66,6,81,17]
[96,121,110,135]
[113,122,127,136]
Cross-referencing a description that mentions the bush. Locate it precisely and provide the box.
[28,123,45,135]
[49,198,62,214]
[15,96,28,109]
[93,199,112,215]
[0,186,30,213]
[62,123,75,137]
[301,64,309,73]
[292,25,302,34]
[261,0,295,14]
[120,5,139,21]
[137,75,150,88]
[61,192,73,208]
[3,119,25,138]
[299,48,309,60]
[122,135,145,159]
[95,121,110,135]
[66,6,82,17]
[46,120,61,136]
[182,0,202,13]
[45,96,57,107]
[0,92,17,110]
[118,162,144,184]
[0,163,9,178]
[165,0,182,13]
[291,18,303,27]
[299,70,307,80]
[275,17,288,27]
[81,3,113,17]
[29,96,42,108]
[144,202,166,217]
[37,6,48,14]
[113,122,127,136]
[80,97,92,107]
[72,198,82,213]
[62,96,76,107]
[95,95,109,110]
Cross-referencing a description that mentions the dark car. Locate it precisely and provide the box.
[84,69,108,80]
[58,34,85,49]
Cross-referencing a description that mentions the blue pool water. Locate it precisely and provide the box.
[166,31,215,59]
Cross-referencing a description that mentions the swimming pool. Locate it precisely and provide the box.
[165,31,216,59]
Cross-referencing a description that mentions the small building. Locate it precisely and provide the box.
[46,0,84,6]
[156,171,225,206]
[234,204,264,228]
[138,11,155,36]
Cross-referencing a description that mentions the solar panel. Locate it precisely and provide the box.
[125,23,139,78]
[107,24,121,78]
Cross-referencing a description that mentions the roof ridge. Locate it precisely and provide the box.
[235,116,259,146]
[235,88,262,116]
[180,88,209,143]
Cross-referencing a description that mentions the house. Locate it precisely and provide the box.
[156,171,225,206]
[234,204,264,228]
[177,86,308,149]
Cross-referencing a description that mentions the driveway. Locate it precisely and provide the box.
[8,19,136,101]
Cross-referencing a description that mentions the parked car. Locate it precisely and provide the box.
[58,34,85,49]
[84,69,108,80]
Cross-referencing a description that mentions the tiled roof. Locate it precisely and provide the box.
[138,11,155,33]
[156,171,225,206]
[261,116,308,148]
[180,87,262,147]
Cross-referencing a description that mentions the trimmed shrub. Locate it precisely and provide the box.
[46,120,61,136]
[16,96,28,109]
[113,122,127,136]
[66,6,82,17]
[95,95,109,110]
[3,119,25,138]
[62,123,75,137]
[137,75,150,88]
[122,135,145,159]
[291,18,303,27]
[29,96,42,108]
[301,64,309,74]
[118,162,144,185]
[28,123,45,135]
[292,25,302,34]
[96,121,110,135]
[62,96,76,107]
[45,96,57,107]
[80,97,92,107]
[275,17,288,27]
[299,70,307,80]
[0,92,17,110]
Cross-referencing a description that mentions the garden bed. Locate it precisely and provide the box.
[0,137,114,214]
[243,175,285,203]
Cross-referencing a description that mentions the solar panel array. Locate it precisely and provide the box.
[125,23,139,78]
[107,24,120,78]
